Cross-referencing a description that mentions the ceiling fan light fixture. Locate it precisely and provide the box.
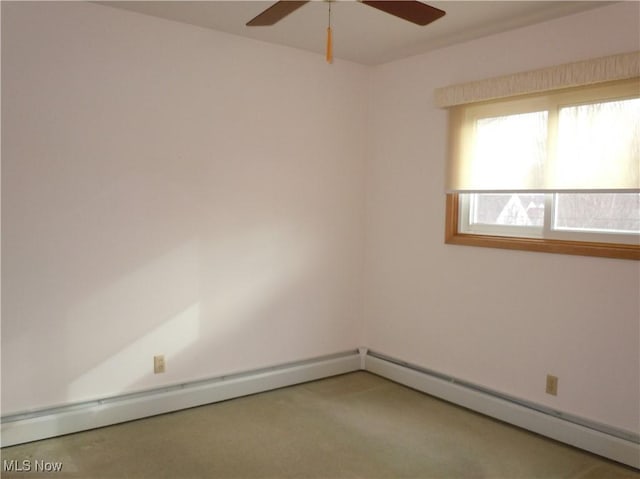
[246,0,447,63]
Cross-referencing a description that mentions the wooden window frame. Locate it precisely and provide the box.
[445,194,640,260]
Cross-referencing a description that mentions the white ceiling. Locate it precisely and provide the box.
[99,1,611,65]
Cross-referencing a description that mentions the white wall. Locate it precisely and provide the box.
[1,1,367,414]
[364,2,640,434]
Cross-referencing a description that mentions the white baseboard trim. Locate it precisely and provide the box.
[3,347,638,470]
[0,350,361,448]
[364,352,640,469]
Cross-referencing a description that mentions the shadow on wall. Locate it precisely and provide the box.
[2,175,324,414]
[1,126,355,415]
[67,301,202,400]
[64,224,320,405]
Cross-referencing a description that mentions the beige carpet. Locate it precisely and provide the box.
[1,372,638,478]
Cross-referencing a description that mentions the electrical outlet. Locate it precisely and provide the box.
[154,355,165,374]
[546,374,558,396]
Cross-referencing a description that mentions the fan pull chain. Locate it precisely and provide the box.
[326,1,333,64]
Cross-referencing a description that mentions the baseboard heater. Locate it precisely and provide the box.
[0,350,361,448]
[364,350,640,469]
[2,348,638,469]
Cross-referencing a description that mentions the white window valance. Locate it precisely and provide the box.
[435,51,640,108]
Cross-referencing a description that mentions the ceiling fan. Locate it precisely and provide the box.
[246,1,446,63]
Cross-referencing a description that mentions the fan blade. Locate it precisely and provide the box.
[362,1,445,26]
[246,1,310,26]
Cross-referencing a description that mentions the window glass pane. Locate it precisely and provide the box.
[555,98,640,189]
[470,193,545,227]
[554,193,640,234]
[471,111,548,190]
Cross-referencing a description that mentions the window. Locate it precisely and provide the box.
[445,78,640,260]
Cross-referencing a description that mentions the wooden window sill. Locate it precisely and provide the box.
[445,194,640,260]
